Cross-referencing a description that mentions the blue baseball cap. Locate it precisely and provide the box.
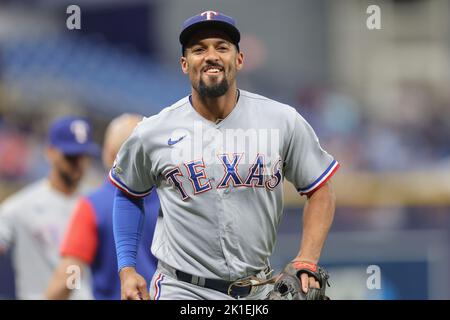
[179,11,240,53]
[48,116,100,156]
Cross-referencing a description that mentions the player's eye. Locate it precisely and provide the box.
[191,47,205,54]
[64,154,85,165]
[217,45,229,52]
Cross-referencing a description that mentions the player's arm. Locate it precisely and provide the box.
[109,126,154,300]
[0,244,7,255]
[0,235,9,255]
[113,189,150,300]
[46,257,87,300]
[294,181,336,292]
[282,109,340,294]
[46,197,97,299]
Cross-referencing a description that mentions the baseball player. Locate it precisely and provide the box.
[0,116,98,299]
[45,114,160,300]
[110,11,339,300]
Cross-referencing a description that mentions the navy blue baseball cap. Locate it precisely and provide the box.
[48,116,100,156]
[179,10,241,53]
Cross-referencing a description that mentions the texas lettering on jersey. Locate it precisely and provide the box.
[164,154,283,200]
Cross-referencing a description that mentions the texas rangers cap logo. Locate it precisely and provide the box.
[201,10,218,20]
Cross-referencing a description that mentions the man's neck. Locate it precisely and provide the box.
[191,86,239,123]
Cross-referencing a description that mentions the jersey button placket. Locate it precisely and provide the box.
[210,130,233,278]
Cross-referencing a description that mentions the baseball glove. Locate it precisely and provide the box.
[265,261,330,300]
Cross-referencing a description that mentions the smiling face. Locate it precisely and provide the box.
[180,29,244,98]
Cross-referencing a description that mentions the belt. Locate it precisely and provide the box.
[175,269,253,299]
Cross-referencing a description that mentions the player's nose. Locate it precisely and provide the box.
[204,46,220,61]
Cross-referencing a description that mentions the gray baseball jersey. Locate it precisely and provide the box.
[0,179,92,299]
[110,89,339,282]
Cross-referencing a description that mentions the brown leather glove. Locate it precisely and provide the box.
[265,261,330,300]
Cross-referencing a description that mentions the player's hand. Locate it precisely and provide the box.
[292,258,322,293]
[299,272,320,293]
[119,267,150,300]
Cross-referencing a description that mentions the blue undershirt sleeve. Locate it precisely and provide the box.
[112,188,145,272]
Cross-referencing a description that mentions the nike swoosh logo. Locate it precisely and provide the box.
[168,135,186,146]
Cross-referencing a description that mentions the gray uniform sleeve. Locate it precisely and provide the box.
[109,130,155,197]
[283,111,340,196]
[0,202,16,251]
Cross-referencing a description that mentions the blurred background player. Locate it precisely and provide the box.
[46,114,160,300]
[0,116,98,299]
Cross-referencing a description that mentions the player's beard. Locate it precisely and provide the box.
[198,76,229,98]
[56,166,80,189]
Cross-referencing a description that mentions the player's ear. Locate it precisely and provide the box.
[180,56,189,74]
[235,51,244,71]
[46,146,57,165]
